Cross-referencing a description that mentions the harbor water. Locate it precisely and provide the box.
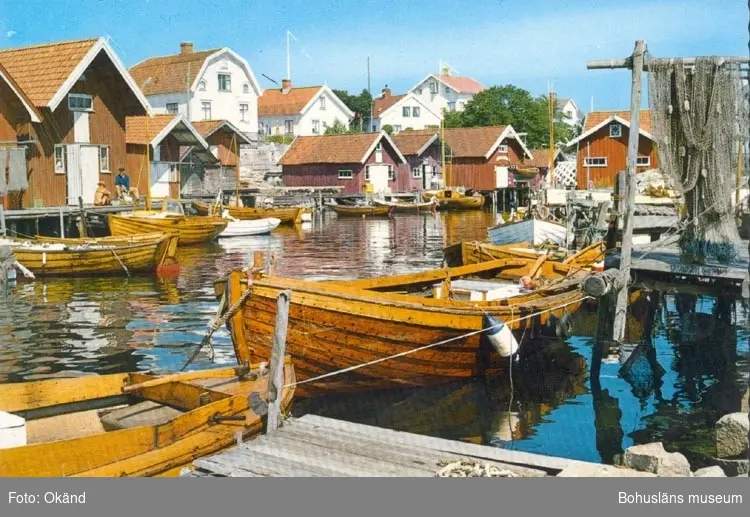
[0,210,747,467]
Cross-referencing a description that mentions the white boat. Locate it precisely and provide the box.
[487,218,567,247]
[217,211,281,238]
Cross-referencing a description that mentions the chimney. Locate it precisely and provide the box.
[281,78,292,94]
[180,42,194,55]
[442,67,451,76]
[381,87,391,98]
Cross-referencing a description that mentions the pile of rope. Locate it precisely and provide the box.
[648,56,747,264]
[435,460,521,478]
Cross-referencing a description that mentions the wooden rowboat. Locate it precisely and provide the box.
[191,200,304,225]
[34,232,173,246]
[109,212,227,246]
[421,189,485,209]
[444,240,606,269]
[372,198,435,212]
[220,255,589,397]
[0,359,295,477]
[330,205,393,216]
[2,233,180,277]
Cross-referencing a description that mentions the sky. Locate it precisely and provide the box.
[0,0,747,113]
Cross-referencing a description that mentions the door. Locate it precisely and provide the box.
[367,164,389,193]
[73,112,90,143]
[495,166,509,189]
[79,145,100,204]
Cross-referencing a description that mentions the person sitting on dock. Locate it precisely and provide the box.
[94,181,112,206]
[114,167,131,199]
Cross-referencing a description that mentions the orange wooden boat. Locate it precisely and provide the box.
[191,200,304,225]
[444,240,606,269]
[421,189,485,209]
[330,204,393,216]
[219,254,588,397]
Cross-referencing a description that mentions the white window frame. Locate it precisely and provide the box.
[54,145,67,174]
[68,93,93,112]
[609,123,622,138]
[402,107,411,117]
[584,157,608,167]
[218,73,231,92]
[338,169,353,179]
[497,144,509,153]
[242,83,250,94]
[99,145,111,173]
[198,80,206,91]
[429,82,438,94]
[412,166,422,178]
[239,103,249,122]
[375,142,382,151]
[320,97,326,110]
[311,120,320,134]
[166,102,178,114]
[412,106,420,117]
[201,101,212,120]
[636,156,650,167]
[388,164,395,181]
[284,120,294,135]
[447,101,456,112]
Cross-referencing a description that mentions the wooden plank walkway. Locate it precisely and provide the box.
[181,415,602,477]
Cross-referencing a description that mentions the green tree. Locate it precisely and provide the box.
[333,88,373,132]
[382,124,394,135]
[323,119,350,135]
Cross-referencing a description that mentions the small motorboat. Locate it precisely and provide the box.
[218,210,281,238]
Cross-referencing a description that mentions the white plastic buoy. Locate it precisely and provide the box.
[0,410,26,449]
[482,314,519,357]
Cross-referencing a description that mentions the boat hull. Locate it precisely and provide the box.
[109,213,227,245]
[224,259,587,396]
[443,241,606,269]
[331,205,392,216]
[7,234,179,276]
[421,190,485,209]
[488,218,567,247]
[192,200,303,225]
[0,359,295,477]
[219,218,281,238]
[372,199,435,212]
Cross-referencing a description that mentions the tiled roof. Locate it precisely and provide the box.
[0,38,98,106]
[526,148,558,168]
[437,75,485,94]
[0,61,41,121]
[392,130,438,156]
[279,133,383,165]
[129,48,220,96]
[442,126,508,158]
[191,119,252,144]
[258,86,321,116]
[125,115,178,144]
[372,93,407,118]
[583,110,652,134]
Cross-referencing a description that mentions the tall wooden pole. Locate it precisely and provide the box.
[145,114,152,211]
[549,89,555,187]
[611,40,646,343]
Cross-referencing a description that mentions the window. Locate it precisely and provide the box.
[447,102,456,111]
[338,169,353,179]
[497,144,509,153]
[242,83,250,94]
[284,120,294,134]
[609,123,622,138]
[68,93,93,111]
[429,82,438,94]
[201,101,212,120]
[166,103,178,114]
[412,106,420,117]
[445,86,450,94]
[99,146,110,173]
[239,103,249,122]
[312,120,320,134]
[198,80,206,91]
[375,142,382,151]
[54,145,67,174]
[636,156,650,167]
[218,73,231,92]
[584,157,608,167]
[392,125,402,133]
[365,167,370,180]
[320,97,326,110]
[402,107,411,117]
[388,165,395,181]
[412,166,422,178]
[416,88,422,95]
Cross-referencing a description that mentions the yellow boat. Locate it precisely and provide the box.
[4,233,180,277]
[191,200,304,225]
[0,359,295,477]
[330,204,393,216]
[421,189,485,209]
[443,240,606,269]
[109,201,227,246]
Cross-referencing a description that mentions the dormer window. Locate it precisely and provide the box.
[609,123,622,138]
[68,93,93,112]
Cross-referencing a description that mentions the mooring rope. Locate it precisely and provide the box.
[110,248,130,277]
[281,295,592,389]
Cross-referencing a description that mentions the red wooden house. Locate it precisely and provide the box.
[391,130,442,191]
[441,125,533,191]
[279,131,407,195]
[567,110,657,189]
[0,38,152,208]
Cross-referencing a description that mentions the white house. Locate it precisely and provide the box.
[408,68,485,116]
[257,80,354,137]
[557,98,584,127]
[371,88,442,133]
[129,42,262,136]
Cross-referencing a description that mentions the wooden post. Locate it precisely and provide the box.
[77,196,89,238]
[608,172,627,250]
[253,251,265,271]
[58,207,65,238]
[266,289,291,433]
[611,40,646,343]
[0,205,5,237]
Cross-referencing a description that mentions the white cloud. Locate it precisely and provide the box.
[6,30,16,38]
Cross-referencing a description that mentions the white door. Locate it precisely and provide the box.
[495,166,509,189]
[80,145,100,204]
[73,112,90,143]
[368,164,389,193]
[66,144,81,205]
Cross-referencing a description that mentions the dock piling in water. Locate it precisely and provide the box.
[266,290,291,433]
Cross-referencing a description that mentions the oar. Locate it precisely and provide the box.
[122,364,250,393]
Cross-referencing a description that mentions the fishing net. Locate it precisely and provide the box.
[648,56,747,264]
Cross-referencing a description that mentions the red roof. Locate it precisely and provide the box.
[372,93,407,118]
[442,126,508,158]
[583,110,653,134]
[392,130,438,156]
[259,86,322,116]
[437,74,485,94]
[280,133,406,165]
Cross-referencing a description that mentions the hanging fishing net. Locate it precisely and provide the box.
[648,56,747,264]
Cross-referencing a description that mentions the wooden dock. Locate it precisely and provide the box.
[180,414,601,477]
